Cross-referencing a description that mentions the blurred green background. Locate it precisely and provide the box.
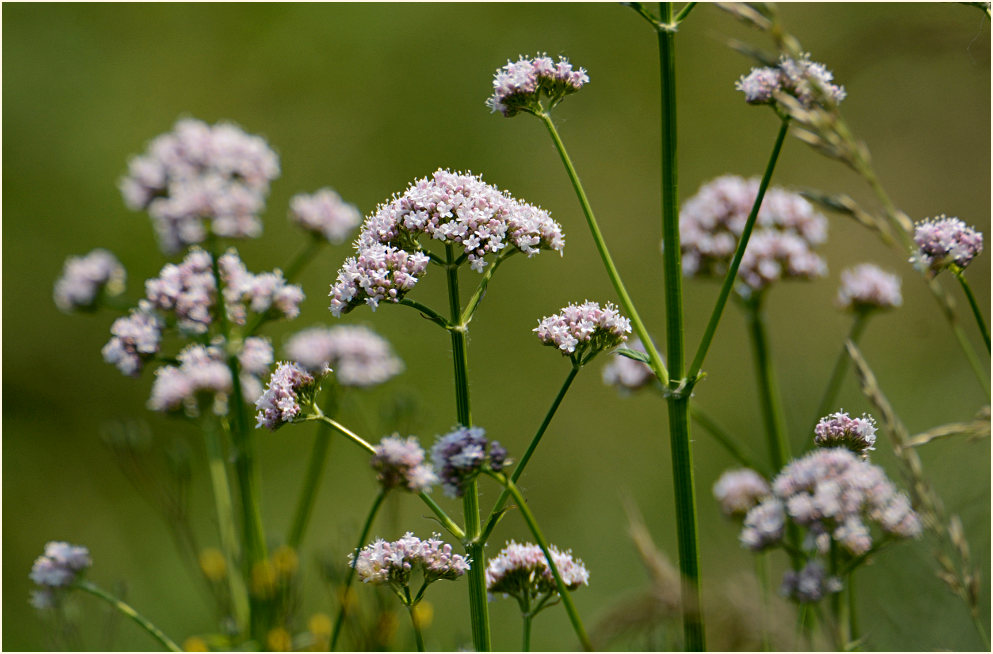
[3,3,990,651]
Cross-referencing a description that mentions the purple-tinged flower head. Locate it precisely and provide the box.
[218,249,304,325]
[284,325,403,386]
[836,264,902,313]
[534,300,631,364]
[714,468,771,518]
[350,532,469,594]
[814,411,877,456]
[740,498,787,551]
[431,425,509,498]
[912,215,984,276]
[487,53,589,117]
[486,541,590,603]
[148,344,233,415]
[780,561,842,604]
[255,362,319,430]
[54,249,126,313]
[144,248,217,335]
[330,169,564,316]
[102,301,163,376]
[737,54,845,109]
[30,542,91,589]
[371,434,438,493]
[120,118,280,254]
[239,337,274,377]
[679,175,827,296]
[601,337,658,394]
[289,188,362,244]
[768,447,921,555]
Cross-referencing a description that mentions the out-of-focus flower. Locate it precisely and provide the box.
[814,411,877,456]
[431,425,509,498]
[486,540,589,605]
[713,468,771,518]
[912,215,983,276]
[487,53,589,117]
[289,188,362,244]
[102,301,163,376]
[148,344,232,415]
[371,435,438,493]
[30,541,91,599]
[54,249,126,313]
[835,264,902,312]
[255,362,319,430]
[219,250,304,325]
[534,300,630,363]
[602,338,658,393]
[284,325,402,385]
[780,561,842,603]
[120,118,280,253]
[144,248,217,335]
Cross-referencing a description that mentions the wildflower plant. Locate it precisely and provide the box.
[34,4,990,653]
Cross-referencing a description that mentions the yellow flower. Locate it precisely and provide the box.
[198,548,226,583]
[182,636,209,652]
[272,545,299,579]
[267,627,293,652]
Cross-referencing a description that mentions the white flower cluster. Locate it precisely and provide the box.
[219,250,304,325]
[350,532,469,591]
[835,264,902,312]
[486,540,589,601]
[912,215,984,276]
[737,53,846,108]
[534,300,631,361]
[813,411,877,456]
[255,362,318,430]
[487,53,589,117]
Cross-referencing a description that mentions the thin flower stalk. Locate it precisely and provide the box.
[330,490,387,651]
[744,296,791,470]
[406,603,426,652]
[686,116,791,382]
[481,365,580,543]
[953,267,991,352]
[484,470,593,651]
[75,580,182,652]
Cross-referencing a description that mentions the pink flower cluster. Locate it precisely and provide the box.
[289,188,362,244]
[120,118,280,253]
[370,435,438,493]
[912,215,984,276]
[737,53,846,108]
[219,250,304,325]
[487,53,589,117]
[284,325,403,386]
[144,248,217,335]
[330,169,564,315]
[814,411,877,455]
[534,300,631,361]
[350,532,470,589]
[255,362,318,430]
[679,175,827,295]
[835,264,902,312]
[102,301,163,376]
[53,249,126,313]
[486,540,590,601]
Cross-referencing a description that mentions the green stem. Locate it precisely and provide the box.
[444,244,491,652]
[283,237,324,283]
[330,490,387,651]
[813,312,870,426]
[658,4,705,649]
[399,298,453,330]
[745,296,791,471]
[674,1,698,22]
[481,365,580,543]
[287,396,338,550]
[756,552,771,651]
[407,604,426,652]
[76,581,182,652]
[203,420,250,631]
[687,117,790,382]
[828,541,844,650]
[489,472,593,651]
[460,250,517,326]
[848,572,858,646]
[538,111,669,386]
[522,592,533,652]
[689,403,769,476]
[953,269,991,353]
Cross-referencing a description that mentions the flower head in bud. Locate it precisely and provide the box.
[487,53,589,117]
[54,249,126,313]
[912,215,983,276]
[430,425,509,497]
[780,561,842,603]
[120,118,279,253]
[371,435,438,493]
[534,300,631,364]
[814,411,877,455]
[836,264,902,312]
[30,542,91,591]
[284,325,403,385]
[601,338,658,394]
[714,468,771,518]
[102,301,163,377]
[350,532,469,602]
[255,362,319,430]
[289,188,362,244]
[486,541,589,607]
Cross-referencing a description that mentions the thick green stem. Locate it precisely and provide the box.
[407,604,426,652]
[658,4,705,649]
[538,112,669,386]
[203,420,250,631]
[481,365,580,542]
[688,117,790,381]
[745,297,791,471]
[813,312,869,430]
[76,581,182,652]
[444,244,490,652]
[491,472,593,651]
[954,269,991,353]
[330,490,387,651]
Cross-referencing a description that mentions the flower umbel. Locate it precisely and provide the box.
[350,532,469,603]
[431,425,509,498]
[371,435,438,493]
[255,362,319,430]
[836,264,902,312]
[737,53,846,109]
[912,215,984,276]
[534,300,631,364]
[487,53,589,117]
[102,301,163,377]
[485,540,589,607]
[54,249,126,313]
[814,411,877,456]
